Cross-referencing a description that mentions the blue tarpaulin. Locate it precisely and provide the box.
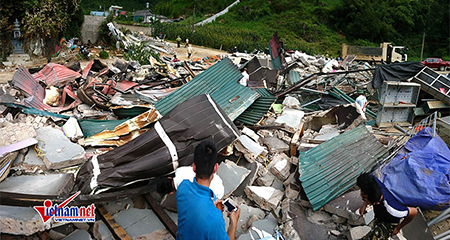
[380,127,450,210]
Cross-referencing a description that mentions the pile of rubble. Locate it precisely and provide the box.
[1,29,450,240]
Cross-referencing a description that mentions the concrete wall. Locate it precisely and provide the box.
[115,23,152,36]
[81,15,105,44]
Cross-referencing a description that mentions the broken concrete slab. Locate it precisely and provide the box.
[263,137,289,153]
[271,178,285,192]
[238,213,278,240]
[217,160,251,198]
[323,190,374,225]
[274,108,305,130]
[73,222,90,231]
[347,226,371,240]
[36,127,86,170]
[0,173,74,198]
[289,203,340,240]
[160,192,177,212]
[235,204,266,233]
[233,161,259,197]
[269,152,291,181]
[256,172,276,186]
[306,209,336,228]
[106,207,177,239]
[244,186,284,211]
[0,205,51,235]
[282,96,300,108]
[62,229,92,240]
[103,198,135,215]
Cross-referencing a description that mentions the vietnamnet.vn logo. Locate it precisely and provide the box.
[34,191,95,223]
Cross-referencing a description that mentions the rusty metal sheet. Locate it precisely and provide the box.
[84,107,162,146]
[83,129,149,147]
[33,63,81,87]
[12,66,45,99]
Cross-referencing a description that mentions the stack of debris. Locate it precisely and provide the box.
[0,29,449,240]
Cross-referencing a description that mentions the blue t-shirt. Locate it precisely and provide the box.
[176,178,228,240]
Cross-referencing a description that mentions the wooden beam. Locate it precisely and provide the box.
[96,203,132,240]
[144,193,177,238]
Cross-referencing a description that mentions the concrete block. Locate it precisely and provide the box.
[238,135,265,155]
[238,214,278,240]
[347,226,371,240]
[0,174,74,198]
[274,108,305,130]
[306,209,335,228]
[0,205,51,235]
[256,173,275,186]
[62,229,92,240]
[323,190,374,225]
[234,140,258,163]
[269,153,291,181]
[36,127,86,169]
[332,214,347,224]
[217,160,251,198]
[244,186,283,211]
[271,178,285,191]
[263,137,289,153]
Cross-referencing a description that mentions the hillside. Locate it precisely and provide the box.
[84,0,450,60]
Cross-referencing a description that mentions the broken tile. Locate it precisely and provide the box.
[217,160,251,198]
[0,205,51,235]
[244,186,283,211]
[36,127,86,170]
[238,135,265,155]
[234,141,259,163]
[263,137,289,153]
[0,174,74,198]
[269,152,291,181]
[271,178,285,191]
[93,220,115,240]
[241,127,260,143]
[238,213,278,240]
[62,229,92,240]
[236,204,266,233]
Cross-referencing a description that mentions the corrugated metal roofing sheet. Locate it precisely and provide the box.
[236,88,276,125]
[210,81,260,120]
[33,63,81,87]
[298,125,389,211]
[155,58,256,120]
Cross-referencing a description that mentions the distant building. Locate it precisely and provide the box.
[90,11,109,17]
[132,9,154,23]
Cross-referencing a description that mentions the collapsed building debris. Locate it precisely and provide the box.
[1,28,450,240]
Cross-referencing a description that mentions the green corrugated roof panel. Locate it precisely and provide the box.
[289,70,301,84]
[210,81,261,120]
[236,88,277,125]
[155,58,244,116]
[298,125,389,211]
[78,119,128,138]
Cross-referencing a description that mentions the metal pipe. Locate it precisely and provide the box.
[428,207,450,226]
[433,111,437,137]
[435,229,450,240]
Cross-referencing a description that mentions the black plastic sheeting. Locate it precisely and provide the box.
[316,95,348,110]
[75,94,239,194]
[372,62,425,89]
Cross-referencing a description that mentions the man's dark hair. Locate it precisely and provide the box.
[156,177,174,195]
[357,173,382,204]
[194,141,217,179]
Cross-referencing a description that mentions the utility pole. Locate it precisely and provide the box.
[420,33,426,61]
[192,5,195,34]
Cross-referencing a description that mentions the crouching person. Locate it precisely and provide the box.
[357,173,417,239]
[176,141,240,240]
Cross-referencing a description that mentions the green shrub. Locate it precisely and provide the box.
[99,50,109,59]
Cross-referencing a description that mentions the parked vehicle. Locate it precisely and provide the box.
[421,58,450,71]
[342,42,407,63]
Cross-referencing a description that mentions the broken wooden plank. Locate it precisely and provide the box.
[144,193,177,238]
[96,203,132,240]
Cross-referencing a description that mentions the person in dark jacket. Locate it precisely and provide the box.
[357,173,417,239]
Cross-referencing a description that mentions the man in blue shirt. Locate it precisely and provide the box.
[176,141,240,240]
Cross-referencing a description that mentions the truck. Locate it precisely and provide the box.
[421,58,450,71]
[341,42,407,63]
